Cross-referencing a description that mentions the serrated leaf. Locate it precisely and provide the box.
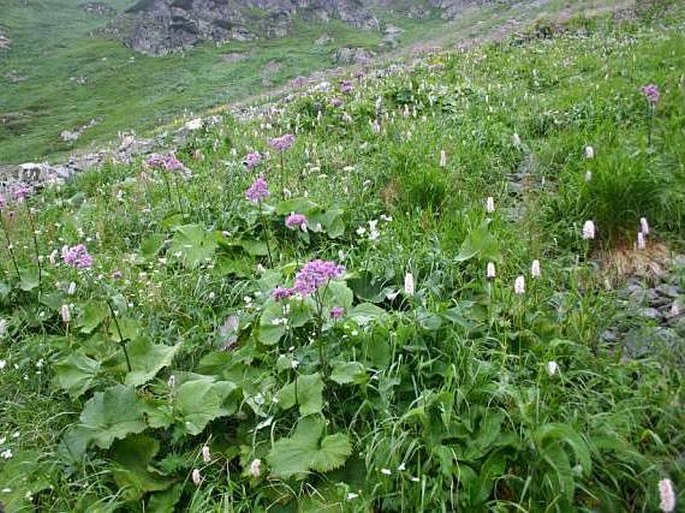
[277,373,323,416]
[267,416,352,479]
[330,362,366,385]
[174,378,237,435]
[169,224,218,267]
[54,352,101,398]
[78,385,148,449]
[124,338,181,386]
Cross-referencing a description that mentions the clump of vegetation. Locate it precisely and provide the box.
[1,4,684,513]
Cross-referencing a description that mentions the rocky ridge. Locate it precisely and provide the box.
[103,0,496,55]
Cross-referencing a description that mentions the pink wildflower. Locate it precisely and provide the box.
[330,306,345,319]
[269,134,295,152]
[245,175,270,203]
[641,84,660,106]
[243,151,263,170]
[63,244,93,269]
[285,213,307,231]
[658,478,676,512]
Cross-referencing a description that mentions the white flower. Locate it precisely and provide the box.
[0,319,7,338]
[0,437,5,445]
[167,375,176,389]
[640,217,649,235]
[380,468,392,475]
[191,468,202,486]
[584,146,594,159]
[637,232,646,250]
[201,445,211,463]
[346,492,359,500]
[249,458,262,478]
[404,273,415,296]
[546,361,559,376]
[61,304,71,324]
[486,262,496,279]
[486,196,495,213]
[397,463,406,471]
[531,259,541,278]
[356,226,366,236]
[1,449,12,460]
[584,170,592,182]
[514,275,525,295]
[67,282,76,295]
[48,249,59,265]
[658,478,676,512]
[439,150,447,167]
[0,360,6,370]
[512,133,522,147]
[380,214,392,222]
[582,220,596,240]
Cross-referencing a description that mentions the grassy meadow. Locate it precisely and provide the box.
[0,1,684,512]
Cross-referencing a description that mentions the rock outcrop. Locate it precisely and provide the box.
[104,0,500,55]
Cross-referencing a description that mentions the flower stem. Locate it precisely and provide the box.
[107,299,132,372]
[0,212,21,278]
[258,201,273,267]
[25,205,42,296]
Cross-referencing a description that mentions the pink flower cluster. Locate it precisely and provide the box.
[341,80,354,93]
[269,134,295,152]
[330,97,344,108]
[285,213,307,231]
[63,244,93,269]
[245,175,270,203]
[272,259,345,300]
[12,185,32,202]
[145,153,185,172]
[243,151,263,170]
[641,84,660,106]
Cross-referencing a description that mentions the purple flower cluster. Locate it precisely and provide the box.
[243,151,263,170]
[145,153,185,172]
[269,134,295,152]
[340,80,354,93]
[285,213,307,230]
[641,84,660,106]
[330,97,344,108]
[12,185,31,202]
[330,306,345,319]
[63,244,93,269]
[245,175,270,203]
[272,259,345,300]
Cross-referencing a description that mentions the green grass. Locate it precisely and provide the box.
[1,2,684,512]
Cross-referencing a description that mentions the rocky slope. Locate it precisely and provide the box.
[104,0,495,55]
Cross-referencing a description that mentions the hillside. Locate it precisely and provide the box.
[0,0,684,512]
[1,0,628,166]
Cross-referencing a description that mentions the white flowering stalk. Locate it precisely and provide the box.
[584,145,595,159]
[61,304,71,324]
[439,150,447,167]
[637,232,646,250]
[486,196,495,214]
[512,133,522,148]
[640,217,650,236]
[582,220,596,240]
[249,458,262,478]
[191,468,202,486]
[404,272,415,296]
[546,361,559,376]
[486,262,496,280]
[584,170,592,182]
[531,259,541,279]
[201,445,211,463]
[514,275,525,295]
[658,478,676,512]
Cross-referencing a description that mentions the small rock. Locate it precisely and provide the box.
[639,307,661,319]
[656,283,680,299]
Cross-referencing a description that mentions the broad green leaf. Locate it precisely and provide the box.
[330,362,366,385]
[535,423,592,476]
[267,416,352,479]
[322,281,354,310]
[275,197,319,215]
[140,233,166,260]
[349,303,387,325]
[111,434,170,500]
[19,267,39,291]
[78,302,108,334]
[124,338,181,386]
[54,352,101,398]
[0,281,10,299]
[108,317,141,343]
[79,384,148,449]
[40,291,64,311]
[542,443,575,502]
[258,300,294,345]
[455,221,500,263]
[174,378,237,435]
[277,373,324,416]
[169,224,218,267]
[237,239,269,256]
[148,484,183,513]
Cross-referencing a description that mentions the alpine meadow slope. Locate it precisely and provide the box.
[0,0,684,512]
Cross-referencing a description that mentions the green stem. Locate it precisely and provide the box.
[0,212,21,278]
[25,205,42,296]
[258,201,273,267]
[107,299,132,372]
[173,175,184,216]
